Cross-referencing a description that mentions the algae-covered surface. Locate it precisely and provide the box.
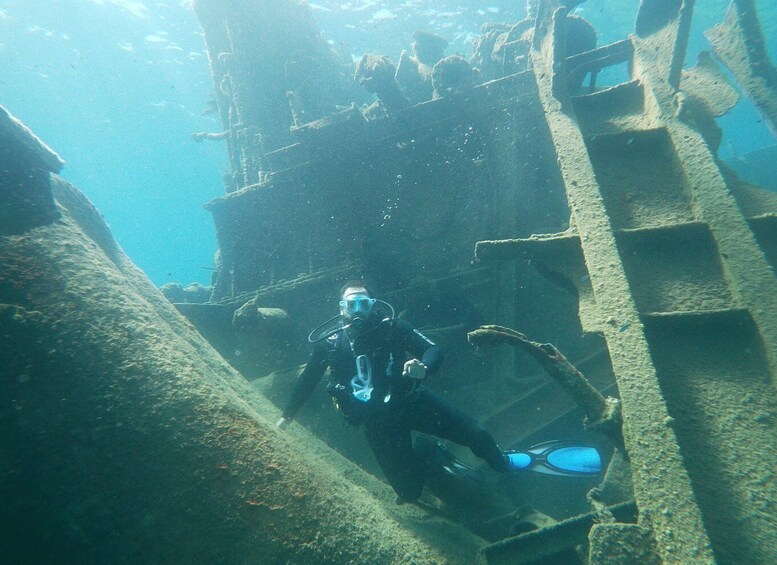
[4,1,777,564]
[0,178,481,563]
[646,315,777,564]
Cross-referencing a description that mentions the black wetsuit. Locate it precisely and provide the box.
[282,317,507,501]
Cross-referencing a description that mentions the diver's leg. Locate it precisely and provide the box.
[363,415,426,502]
[408,387,508,472]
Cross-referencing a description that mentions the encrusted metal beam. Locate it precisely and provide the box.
[706,0,777,134]
[531,3,715,562]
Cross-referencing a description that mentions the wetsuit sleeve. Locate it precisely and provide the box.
[395,319,443,375]
[281,340,330,420]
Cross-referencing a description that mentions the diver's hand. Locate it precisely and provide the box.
[276,417,290,430]
[403,359,427,380]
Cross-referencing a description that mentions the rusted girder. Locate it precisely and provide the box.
[468,325,623,450]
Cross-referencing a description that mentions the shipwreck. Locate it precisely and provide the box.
[2,0,777,563]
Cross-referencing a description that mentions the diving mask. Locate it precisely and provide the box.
[340,294,376,318]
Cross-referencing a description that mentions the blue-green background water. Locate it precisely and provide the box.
[3,0,775,286]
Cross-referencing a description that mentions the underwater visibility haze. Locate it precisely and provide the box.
[2,0,777,564]
[3,0,776,285]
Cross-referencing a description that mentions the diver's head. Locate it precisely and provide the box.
[339,281,378,332]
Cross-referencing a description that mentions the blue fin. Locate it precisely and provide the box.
[506,441,601,477]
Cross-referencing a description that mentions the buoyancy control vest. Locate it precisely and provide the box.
[325,319,411,414]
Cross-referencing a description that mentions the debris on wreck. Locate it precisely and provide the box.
[354,53,411,117]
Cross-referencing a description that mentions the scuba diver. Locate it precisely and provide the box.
[276,281,600,504]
